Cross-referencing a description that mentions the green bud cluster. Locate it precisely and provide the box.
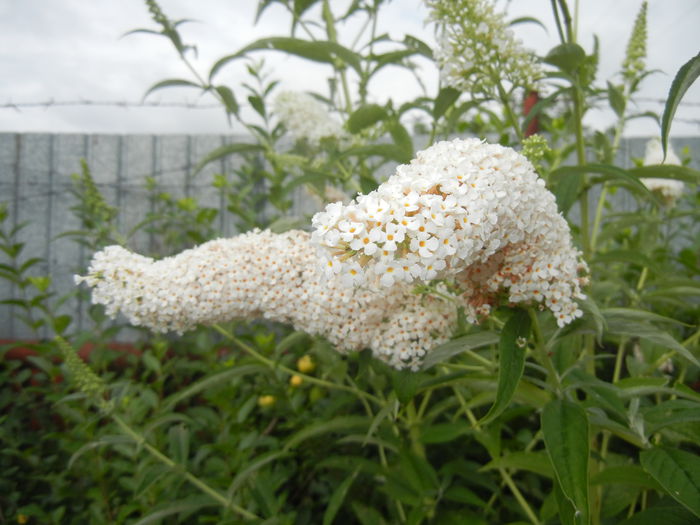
[521,134,550,174]
[55,336,111,411]
[71,159,117,229]
[146,0,170,30]
[622,2,648,81]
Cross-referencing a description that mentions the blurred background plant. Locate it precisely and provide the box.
[1,0,699,523]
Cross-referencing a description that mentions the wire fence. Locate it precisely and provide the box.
[0,132,697,340]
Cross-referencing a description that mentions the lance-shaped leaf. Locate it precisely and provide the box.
[480,309,531,424]
[661,52,700,158]
[640,447,700,518]
[542,399,590,525]
[210,37,362,80]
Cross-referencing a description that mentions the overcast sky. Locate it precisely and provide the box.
[1,0,698,137]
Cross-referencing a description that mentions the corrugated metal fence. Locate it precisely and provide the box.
[0,133,697,339]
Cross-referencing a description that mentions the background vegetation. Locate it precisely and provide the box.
[1,1,699,523]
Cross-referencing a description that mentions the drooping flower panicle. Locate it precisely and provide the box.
[641,138,684,207]
[76,230,455,370]
[427,0,542,96]
[312,138,588,327]
[274,91,346,146]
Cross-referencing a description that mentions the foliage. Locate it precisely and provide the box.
[1,1,699,524]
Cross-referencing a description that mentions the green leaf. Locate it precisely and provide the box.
[346,104,388,133]
[68,435,134,469]
[420,422,471,444]
[168,424,190,465]
[214,85,239,117]
[606,318,699,367]
[661,52,700,158]
[640,447,700,517]
[161,365,265,411]
[554,164,655,200]
[543,43,586,75]
[432,87,461,119]
[618,502,698,525]
[392,369,424,404]
[480,309,531,424]
[248,95,265,118]
[482,451,554,478]
[226,450,289,498]
[52,314,72,335]
[607,81,626,117]
[643,400,700,433]
[142,351,161,375]
[542,399,590,524]
[323,467,359,525]
[508,16,548,33]
[351,501,388,525]
[600,307,689,327]
[615,377,668,397]
[143,78,202,100]
[209,37,362,80]
[403,35,432,59]
[130,496,217,525]
[421,331,498,370]
[387,121,413,159]
[192,142,264,175]
[553,170,583,215]
[284,416,368,450]
[591,464,661,490]
[628,164,700,184]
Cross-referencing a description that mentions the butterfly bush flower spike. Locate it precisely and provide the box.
[76,230,456,370]
[312,138,589,327]
[641,138,684,207]
[427,0,542,96]
[274,91,346,146]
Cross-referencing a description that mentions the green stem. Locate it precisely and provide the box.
[452,385,481,432]
[528,309,559,389]
[573,90,590,258]
[406,400,426,458]
[497,79,524,143]
[636,266,649,292]
[590,184,608,253]
[112,414,260,521]
[212,324,381,405]
[499,468,542,525]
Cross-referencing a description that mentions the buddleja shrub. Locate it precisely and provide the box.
[7,0,700,524]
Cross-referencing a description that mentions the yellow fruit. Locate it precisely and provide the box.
[289,374,304,387]
[257,395,276,407]
[297,355,315,374]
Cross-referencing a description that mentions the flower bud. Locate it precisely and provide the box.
[297,355,315,374]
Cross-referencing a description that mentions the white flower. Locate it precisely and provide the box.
[274,91,346,145]
[349,227,382,255]
[312,138,589,328]
[427,0,542,95]
[641,138,684,207]
[381,222,406,251]
[76,230,458,371]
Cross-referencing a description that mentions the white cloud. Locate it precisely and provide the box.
[0,0,698,136]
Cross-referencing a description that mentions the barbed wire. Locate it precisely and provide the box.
[636,97,700,107]
[3,97,700,111]
[1,99,221,111]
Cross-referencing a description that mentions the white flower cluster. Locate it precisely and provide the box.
[76,230,456,370]
[642,138,684,207]
[312,138,588,327]
[274,91,346,146]
[427,0,541,95]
